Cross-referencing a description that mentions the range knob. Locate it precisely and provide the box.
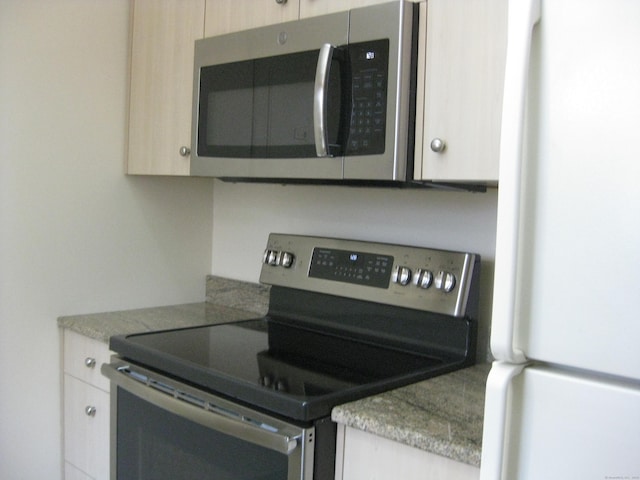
[277,251,294,268]
[412,269,433,289]
[260,375,274,388]
[434,271,456,293]
[392,265,412,286]
[263,249,278,266]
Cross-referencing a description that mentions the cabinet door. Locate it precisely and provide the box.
[64,330,112,392]
[416,0,507,183]
[127,0,205,175]
[336,426,480,480]
[204,0,298,36]
[300,0,396,18]
[64,375,110,480]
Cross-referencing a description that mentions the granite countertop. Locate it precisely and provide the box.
[58,302,261,343]
[58,276,270,343]
[58,275,487,467]
[332,363,489,467]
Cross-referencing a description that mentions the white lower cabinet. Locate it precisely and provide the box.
[334,425,479,480]
[62,330,112,480]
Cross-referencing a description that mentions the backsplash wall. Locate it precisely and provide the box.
[211,180,498,361]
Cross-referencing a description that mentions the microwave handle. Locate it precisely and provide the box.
[314,43,335,157]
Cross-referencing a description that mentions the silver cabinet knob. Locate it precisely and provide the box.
[430,138,446,153]
[179,146,191,157]
[275,0,287,4]
[84,357,96,368]
[85,406,97,417]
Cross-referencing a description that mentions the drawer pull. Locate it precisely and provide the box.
[84,357,96,368]
[85,406,97,417]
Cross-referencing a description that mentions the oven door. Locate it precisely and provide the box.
[102,361,314,480]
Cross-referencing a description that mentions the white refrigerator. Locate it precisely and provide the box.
[481,0,640,479]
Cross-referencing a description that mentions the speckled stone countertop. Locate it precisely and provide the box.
[58,275,487,467]
[57,276,270,342]
[332,363,489,467]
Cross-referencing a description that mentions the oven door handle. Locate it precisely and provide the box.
[101,363,300,455]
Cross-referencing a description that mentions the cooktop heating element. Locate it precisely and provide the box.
[109,234,481,421]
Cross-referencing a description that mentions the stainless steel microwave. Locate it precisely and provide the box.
[191,1,418,184]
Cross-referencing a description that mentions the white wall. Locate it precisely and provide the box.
[0,2,213,478]
[211,181,498,361]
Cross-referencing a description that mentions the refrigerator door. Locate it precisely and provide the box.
[493,0,640,378]
[482,362,640,480]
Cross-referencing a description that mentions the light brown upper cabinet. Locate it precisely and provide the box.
[127,0,205,175]
[204,0,299,37]
[299,0,395,18]
[414,0,507,183]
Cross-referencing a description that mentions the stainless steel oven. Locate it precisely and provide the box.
[102,360,323,480]
[103,234,481,479]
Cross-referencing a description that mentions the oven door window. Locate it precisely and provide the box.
[197,50,343,159]
[115,388,305,480]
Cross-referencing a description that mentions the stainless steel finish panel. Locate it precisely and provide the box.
[343,1,416,181]
[191,13,349,179]
[104,360,315,480]
[190,1,417,182]
[194,12,349,66]
[259,234,479,318]
[191,155,344,179]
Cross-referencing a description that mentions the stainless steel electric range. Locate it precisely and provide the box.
[102,234,480,480]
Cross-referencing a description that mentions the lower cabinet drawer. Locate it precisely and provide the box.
[64,374,110,480]
[64,330,112,392]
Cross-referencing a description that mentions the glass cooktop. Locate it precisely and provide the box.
[110,317,458,421]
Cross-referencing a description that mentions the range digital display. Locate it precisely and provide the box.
[309,247,392,288]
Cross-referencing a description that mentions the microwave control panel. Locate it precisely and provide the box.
[345,39,389,156]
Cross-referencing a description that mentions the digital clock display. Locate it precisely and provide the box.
[309,247,392,288]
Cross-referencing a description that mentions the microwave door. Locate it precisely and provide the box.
[193,47,346,180]
[259,48,345,160]
[197,52,319,159]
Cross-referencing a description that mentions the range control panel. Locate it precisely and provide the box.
[260,234,480,319]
